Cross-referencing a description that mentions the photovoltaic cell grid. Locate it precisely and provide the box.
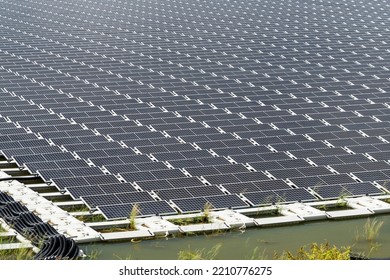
[0,0,389,219]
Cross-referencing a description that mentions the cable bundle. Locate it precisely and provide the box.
[0,191,80,260]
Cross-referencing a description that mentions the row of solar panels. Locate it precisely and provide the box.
[0,75,390,217]
[0,29,386,100]
[1,0,390,219]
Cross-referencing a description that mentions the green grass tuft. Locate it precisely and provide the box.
[355,218,384,242]
[277,242,351,260]
[178,243,222,260]
[128,204,140,230]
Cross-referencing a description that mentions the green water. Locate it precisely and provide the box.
[81,215,390,260]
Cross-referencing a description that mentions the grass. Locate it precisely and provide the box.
[62,205,91,212]
[98,226,130,233]
[355,218,384,242]
[0,247,34,260]
[0,236,17,244]
[0,225,34,260]
[245,208,282,219]
[315,202,353,212]
[178,243,222,260]
[169,216,209,226]
[277,242,351,260]
[128,204,140,230]
[0,238,34,260]
[169,202,214,226]
[202,202,212,223]
[76,214,106,223]
[17,177,45,185]
[177,242,351,260]
[383,198,390,204]
[49,195,73,203]
[247,246,269,260]
[84,249,102,260]
[336,198,348,208]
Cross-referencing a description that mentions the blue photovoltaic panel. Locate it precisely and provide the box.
[0,0,389,218]
[312,183,385,199]
[242,191,281,206]
[98,201,177,220]
[171,197,209,214]
[205,194,249,210]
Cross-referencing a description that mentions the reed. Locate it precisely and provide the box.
[178,243,222,260]
[128,204,140,230]
[355,218,384,242]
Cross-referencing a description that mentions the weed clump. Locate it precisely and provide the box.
[178,243,222,260]
[277,242,351,260]
[128,204,140,230]
[355,218,384,242]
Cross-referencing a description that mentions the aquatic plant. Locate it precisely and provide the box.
[355,218,384,242]
[247,246,268,260]
[277,242,351,260]
[178,243,222,260]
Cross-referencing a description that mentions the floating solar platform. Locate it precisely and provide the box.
[1,0,390,220]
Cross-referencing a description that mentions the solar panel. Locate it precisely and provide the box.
[104,164,140,174]
[98,183,138,194]
[331,163,366,174]
[242,191,281,206]
[37,169,74,181]
[135,179,174,191]
[312,183,384,200]
[52,177,90,190]
[134,162,169,171]
[318,174,357,185]
[297,166,333,177]
[289,176,326,189]
[368,151,390,161]
[196,157,232,166]
[252,180,293,191]
[203,174,240,185]
[66,186,105,199]
[84,175,120,186]
[186,185,225,197]
[171,197,209,213]
[82,194,122,209]
[166,177,204,188]
[155,188,193,200]
[116,192,155,204]
[353,171,390,182]
[222,182,260,194]
[275,188,318,203]
[121,171,156,183]
[205,194,249,210]
[184,166,221,177]
[167,158,203,168]
[97,204,134,220]
[268,168,304,179]
[359,161,390,170]
[248,161,284,171]
[135,201,177,216]
[150,169,186,180]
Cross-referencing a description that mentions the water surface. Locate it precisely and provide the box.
[81,215,390,259]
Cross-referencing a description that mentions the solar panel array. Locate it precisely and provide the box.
[0,0,389,220]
